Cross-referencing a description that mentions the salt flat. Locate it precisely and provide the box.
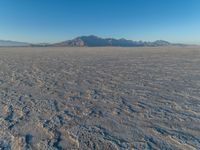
[0,46,200,150]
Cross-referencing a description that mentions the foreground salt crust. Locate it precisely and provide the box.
[0,47,200,149]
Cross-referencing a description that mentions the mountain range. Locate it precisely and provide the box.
[0,35,183,47]
[0,40,30,47]
[53,35,172,47]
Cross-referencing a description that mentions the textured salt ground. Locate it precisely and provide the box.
[0,46,200,150]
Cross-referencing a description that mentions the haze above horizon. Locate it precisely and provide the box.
[0,0,200,44]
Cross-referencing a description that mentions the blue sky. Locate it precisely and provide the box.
[0,0,200,44]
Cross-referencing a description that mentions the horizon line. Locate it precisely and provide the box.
[0,35,199,45]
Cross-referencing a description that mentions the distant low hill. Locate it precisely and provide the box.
[53,35,172,47]
[0,40,30,47]
[0,35,185,47]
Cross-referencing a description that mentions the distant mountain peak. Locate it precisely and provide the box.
[54,35,172,47]
[0,35,183,47]
[80,35,99,38]
[154,40,170,43]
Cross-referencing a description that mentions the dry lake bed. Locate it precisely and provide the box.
[0,46,200,150]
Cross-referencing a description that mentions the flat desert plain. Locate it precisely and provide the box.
[0,47,200,150]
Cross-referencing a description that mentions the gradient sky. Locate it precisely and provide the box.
[0,0,200,44]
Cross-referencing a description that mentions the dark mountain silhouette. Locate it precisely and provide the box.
[0,35,184,47]
[53,35,172,47]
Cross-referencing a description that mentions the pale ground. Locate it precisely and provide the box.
[0,46,200,150]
